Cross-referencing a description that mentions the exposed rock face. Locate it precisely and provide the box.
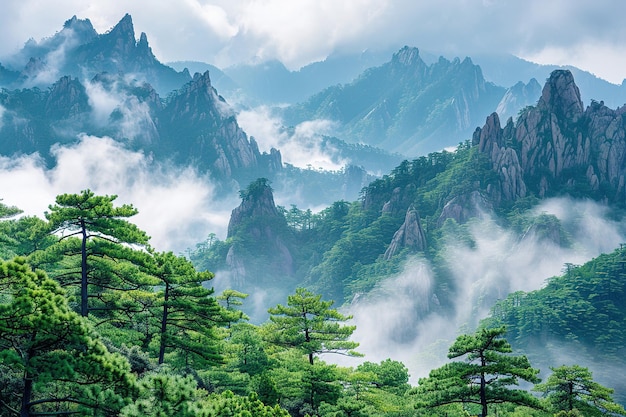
[381,185,417,215]
[474,69,626,203]
[437,191,493,226]
[4,14,190,94]
[226,180,295,286]
[161,71,282,182]
[384,206,427,259]
[45,76,90,119]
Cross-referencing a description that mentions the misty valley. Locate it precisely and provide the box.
[1,13,626,417]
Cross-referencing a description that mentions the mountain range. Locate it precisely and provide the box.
[3,11,626,404]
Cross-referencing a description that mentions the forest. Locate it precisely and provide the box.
[1,188,625,417]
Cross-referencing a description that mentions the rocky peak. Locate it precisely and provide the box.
[392,46,423,66]
[228,178,282,238]
[384,206,427,259]
[496,78,542,122]
[44,76,90,119]
[226,178,294,284]
[62,15,97,39]
[537,70,584,121]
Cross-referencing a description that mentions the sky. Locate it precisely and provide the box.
[1,0,626,84]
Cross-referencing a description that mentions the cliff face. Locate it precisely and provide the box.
[226,180,295,288]
[384,206,427,259]
[474,70,626,203]
[160,71,282,182]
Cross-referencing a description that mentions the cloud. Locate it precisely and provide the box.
[84,76,158,143]
[1,1,625,83]
[235,106,346,171]
[0,135,237,252]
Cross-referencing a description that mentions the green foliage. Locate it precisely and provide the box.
[413,327,542,416]
[534,365,626,416]
[265,288,360,365]
[151,251,228,367]
[44,189,152,317]
[121,372,203,417]
[484,246,626,366]
[0,257,134,416]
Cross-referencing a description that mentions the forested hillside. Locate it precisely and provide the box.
[1,191,625,417]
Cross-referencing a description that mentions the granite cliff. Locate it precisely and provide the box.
[475,69,626,204]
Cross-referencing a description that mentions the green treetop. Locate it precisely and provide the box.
[413,326,541,416]
[534,365,626,416]
[265,287,360,365]
[45,189,151,317]
[0,257,133,417]
[151,251,228,367]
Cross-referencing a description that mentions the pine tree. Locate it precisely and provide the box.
[265,287,360,365]
[45,189,152,317]
[414,326,541,416]
[534,365,626,416]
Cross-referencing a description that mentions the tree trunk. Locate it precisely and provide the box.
[80,219,88,317]
[480,353,488,416]
[158,282,170,364]
[20,372,33,417]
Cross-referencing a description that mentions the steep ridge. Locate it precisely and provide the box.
[474,69,626,204]
[282,46,506,156]
[0,70,282,187]
[1,14,190,95]
[159,70,282,183]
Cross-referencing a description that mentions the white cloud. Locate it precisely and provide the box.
[0,135,237,252]
[1,1,625,83]
[235,106,346,171]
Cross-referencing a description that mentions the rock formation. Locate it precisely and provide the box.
[226,179,295,286]
[384,206,427,259]
[474,69,626,204]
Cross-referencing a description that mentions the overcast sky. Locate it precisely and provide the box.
[1,0,625,84]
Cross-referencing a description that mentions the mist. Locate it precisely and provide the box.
[335,198,626,383]
[0,134,238,253]
[236,106,346,171]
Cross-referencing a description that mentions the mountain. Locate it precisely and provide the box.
[203,69,626,322]
[495,78,542,122]
[281,46,506,157]
[0,69,281,188]
[474,69,626,204]
[473,53,626,109]
[221,48,394,105]
[1,14,191,95]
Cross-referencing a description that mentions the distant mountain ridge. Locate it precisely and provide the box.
[281,46,506,156]
[1,14,191,95]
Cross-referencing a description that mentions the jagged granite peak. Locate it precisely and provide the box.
[392,46,424,67]
[225,179,294,286]
[4,13,191,94]
[384,205,427,259]
[472,69,626,202]
[62,15,97,39]
[227,180,281,237]
[44,75,90,119]
[537,69,584,121]
[437,191,493,227]
[283,45,505,156]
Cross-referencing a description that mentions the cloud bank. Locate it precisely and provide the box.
[0,0,625,83]
[236,106,346,171]
[0,135,237,252]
